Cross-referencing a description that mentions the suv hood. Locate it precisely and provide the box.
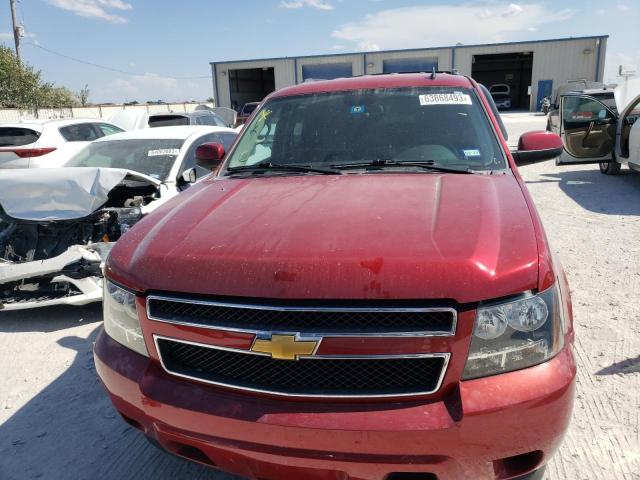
[108,174,539,303]
[0,167,160,221]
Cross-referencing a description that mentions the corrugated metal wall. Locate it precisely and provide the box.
[454,37,605,110]
[210,37,607,111]
[212,59,294,110]
[365,48,452,74]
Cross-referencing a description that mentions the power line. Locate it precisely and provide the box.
[23,41,211,80]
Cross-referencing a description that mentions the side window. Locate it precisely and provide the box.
[180,132,238,181]
[180,133,218,179]
[96,123,124,137]
[233,108,279,166]
[200,115,215,126]
[212,132,237,152]
[562,96,614,126]
[59,123,101,142]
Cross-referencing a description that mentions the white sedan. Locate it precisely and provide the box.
[0,118,125,169]
[0,125,237,310]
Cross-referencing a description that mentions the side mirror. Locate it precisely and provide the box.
[512,130,563,165]
[195,142,225,170]
[180,167,197,184]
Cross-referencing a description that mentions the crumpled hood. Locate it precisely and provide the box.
[108,174,540,303]
[0,167,159,221]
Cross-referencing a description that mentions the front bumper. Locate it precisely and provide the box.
[94,329,575,480]
[0,244,112,310]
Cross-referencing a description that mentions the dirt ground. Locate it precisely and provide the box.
[1,113,639,480]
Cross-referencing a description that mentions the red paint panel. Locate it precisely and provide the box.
[108,174,538,304]
[95,331,575,480]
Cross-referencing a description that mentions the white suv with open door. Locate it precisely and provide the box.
[556,76,640,175]
[0,118,124,169]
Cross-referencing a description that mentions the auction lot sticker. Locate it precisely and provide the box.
[148,149,180,157]
[419,92,472,106]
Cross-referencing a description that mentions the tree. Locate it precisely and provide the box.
[0,46,80,109]
[78,84,90,106]
[0,45,42,108]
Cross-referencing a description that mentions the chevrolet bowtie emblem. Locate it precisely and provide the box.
[251,334,319,360]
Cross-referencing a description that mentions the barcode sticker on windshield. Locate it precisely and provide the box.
[419,93,472,106]
[148,149,179,157]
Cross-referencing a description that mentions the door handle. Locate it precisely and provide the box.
[583,121,595,143]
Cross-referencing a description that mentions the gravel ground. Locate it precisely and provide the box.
[1,113,639,480]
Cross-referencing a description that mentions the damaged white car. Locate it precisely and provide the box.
[0,126,237,310]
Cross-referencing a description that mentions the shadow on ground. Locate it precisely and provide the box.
[0,303,103,333]
[596,355,640,375]
[524,166,640,216]
[0,321,236,480]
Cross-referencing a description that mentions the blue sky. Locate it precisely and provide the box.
[1,0,638,103]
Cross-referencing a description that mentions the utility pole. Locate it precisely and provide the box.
[9,0,21,62]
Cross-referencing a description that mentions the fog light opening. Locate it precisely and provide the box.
[170,442,216,467]
[493,450,544,479]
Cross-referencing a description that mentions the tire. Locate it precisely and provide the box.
[599,160,621,175]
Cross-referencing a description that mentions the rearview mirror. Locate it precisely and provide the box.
[512,131,563,165]
[195,142,225,170]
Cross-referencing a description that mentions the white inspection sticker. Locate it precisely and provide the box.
[463,149,481,157]
[148,148,180,157]
[419,92,472,106]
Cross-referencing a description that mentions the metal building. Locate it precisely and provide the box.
[210,35,607,112]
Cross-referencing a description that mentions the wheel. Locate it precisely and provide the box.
[599,160,621,175]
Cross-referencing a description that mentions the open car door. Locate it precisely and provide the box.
[556,94,617,165]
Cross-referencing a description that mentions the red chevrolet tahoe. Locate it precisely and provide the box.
[94,73,575,480]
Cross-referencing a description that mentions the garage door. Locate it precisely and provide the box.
[383,58,438,74]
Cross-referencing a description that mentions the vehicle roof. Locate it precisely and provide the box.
[564,88,614,96]
[270,73,474,99]
[93,125,235,142]
[0,118,114,129]
[148,111,216,118]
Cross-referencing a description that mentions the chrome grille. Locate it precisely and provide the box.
[147,296,456,336]
[155,336,449,398]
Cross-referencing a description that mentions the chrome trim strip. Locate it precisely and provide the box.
[146,295,458,337]
[153,334,451,399]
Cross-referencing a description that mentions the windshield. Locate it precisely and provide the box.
[148,115,189,127]
[64,139,184,180]
[225,87,505,173]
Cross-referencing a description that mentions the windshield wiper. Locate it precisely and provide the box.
[331,159,473,174]
[227,161,342,175]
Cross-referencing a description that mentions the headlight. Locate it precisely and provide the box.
[103,280,148,356]
[462,285,564,379]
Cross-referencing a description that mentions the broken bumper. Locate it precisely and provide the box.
[0,243,112,310]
